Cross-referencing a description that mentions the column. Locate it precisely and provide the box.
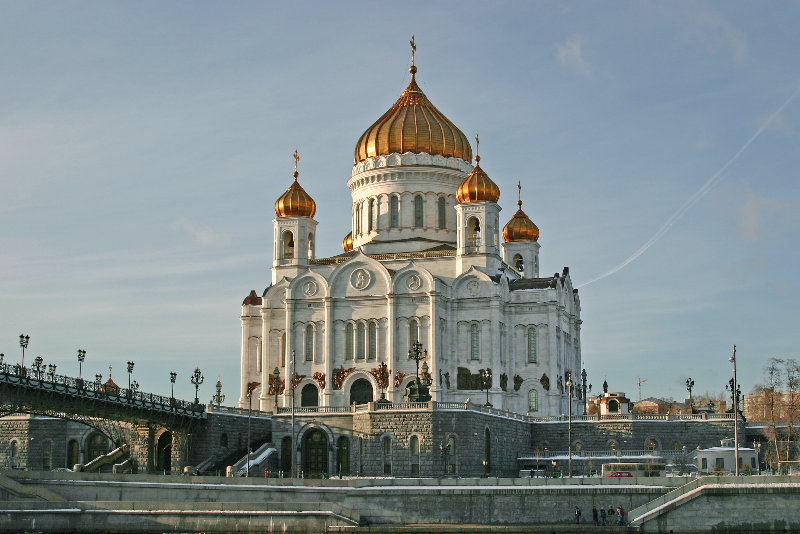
[323,297,334,406]
[284,297,295,407]
[239,315,249,408]
[260,307,271,410]
[427,291,438,399]
[386,294,396,401]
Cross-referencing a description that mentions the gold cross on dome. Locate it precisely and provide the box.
[410,35,416,65]
[475,133,480,156]
[293,150,299,172]
[108,365,112,378]
[518,181,522,206]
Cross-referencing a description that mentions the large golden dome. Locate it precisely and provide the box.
[503,199,539,242]
[342,231,353,252]
[455,156,500,204]
[354,66,472,164]
[274,170,316,218]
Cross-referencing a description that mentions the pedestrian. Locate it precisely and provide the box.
[592,505,599,526]
[608,505,615,522]
[599,507,606,526]
[575,506,581,524]
[617,505,624,525]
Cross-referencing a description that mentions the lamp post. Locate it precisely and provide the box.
[19,334,30,370]
[581,368,588,415]
[130,380,139,396]
[95,374,102,389]
[246,385,253,477]
[480,368,493,407]
[754,441,761,475]
[33,356,43,380]
[126,361,134,393]
[730,345,739,476]
[290,351,296,478]
[273,367,280,409]
[191,368,204,405]
[170,371,177,403]
[566,375,573,479]
[77,349,86,381]
[686,378,694,412]
[407,341,430,402]
[47,364,57,381]
[213,375,225,408]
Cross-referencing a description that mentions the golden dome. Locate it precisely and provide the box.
[342,231,353,252]
[455,156,500,204]
[354,65,472,164]
[503,200,539,242]
[275,152,316,218]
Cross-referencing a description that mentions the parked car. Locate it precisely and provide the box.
[606,471,633,477]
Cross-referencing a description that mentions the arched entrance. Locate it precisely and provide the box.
[156,431,172,473]
[87,432,107,462]
[301,384,319,407]
[281,436,292,474]
[337,436,349,477]
[302,429,328,478]
[67,439,79,469]
[350,378,373,405]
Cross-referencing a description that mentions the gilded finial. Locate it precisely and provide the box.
[475,133,480,164]
[293,149,300,180]
[409,36,417,78]
[108,365,112,378]
[517,181,522,208]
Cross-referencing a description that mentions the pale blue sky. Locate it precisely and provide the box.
[1,1,798,404]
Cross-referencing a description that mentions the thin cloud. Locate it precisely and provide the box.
[556,38,591,76]
[173,218,232,247]
[736,191,794,239]
[691,8,750,63]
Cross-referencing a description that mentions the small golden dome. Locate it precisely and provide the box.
[275,153,316,218]
[354,65,472,164]
[503,201,539,242]
[342,231,353,252]
[455,156,500,204]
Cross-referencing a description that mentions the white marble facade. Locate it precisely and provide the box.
[239,69,582,418]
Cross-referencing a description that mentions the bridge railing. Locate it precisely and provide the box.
[0,362,204,418]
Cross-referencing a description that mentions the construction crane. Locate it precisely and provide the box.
[637,377,648,402]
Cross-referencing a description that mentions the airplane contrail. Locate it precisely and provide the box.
[577,86,800,289]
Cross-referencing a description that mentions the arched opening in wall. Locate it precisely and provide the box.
[646,438,659,451]
[42,439,52,471]
[345,323,354,360]
[437,197,446,229]
[484,429,491,475]
[467,217,481,251]
[87,432,107,463]
[368,322,377,360]
[156,431,172,473]
[672,441,680,451]
[337,436,349,477]
[281,436,291,474]
[382,435,392,475]
[220,433,228,448]
[350,378,373,405]
[409,318,419,348]
[528,389,539,413]
[307,232,314,258]
[608,399,620,413]
[410,435,420,475]
[414,195,423,227]
[282,231,295,259]
[280,332,286,367]
[513,253,524,273]
[67,439,79,469]
[9,440,18,469]
[304,325,314,362]
[368,198,374,232]
[608,440,617,452]
[390,196,399,228]
[470,323,480,360]
[301,384,319,407]
[302,429,328,478]
[447,436,457,475]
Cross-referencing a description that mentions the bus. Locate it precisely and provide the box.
[601,461,665,477]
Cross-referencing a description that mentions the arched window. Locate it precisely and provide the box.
[575,441,583,452]
[357,323,366,359]
[470,323,480,360]
[305,325,314,362]
[447,436,457,474]
[672,441,680,451]
[437,197,446,229]
[646,438,658,451]
[254,337,261,373]
[282,231,295,259]
[337,436,350,476]
[527,327,537,363]
[308,232,314,258]
[10,440,18,468]
[42,440,52,471]
[414,195,423,227]
[409,319,419,348]
[301,384,319,407]
[410,435,420,475]
[390,196,399,228]
[220,433,228,448]
[345,323,354,360]
[513,253,524,273]
[280,332,286,367]
[350,378,373,405]
[608,440,617,452]
[382,435,392,475]
[368,198,374,232]
[608,399,620,413]
[467,217,481,251]
[368,322,377,360]
[528,389,538,412]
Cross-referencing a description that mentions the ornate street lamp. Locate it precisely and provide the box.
[47,364,57,381]
[33,356,44,380]
[272,367,280,409]
[19,334,30,369]
[246,384,254,477]
[581,368,589,415]
[212,375,225,408]
[406,341,430,402]
[729,345,739,476]
[480,368,493,407]
[170,371,177,401]
[686,377,694,412]
[126,361,135,393]
[753,441,761,475]
[191,368,204,405]
[566,374,573,479]
[95,374,102,388]
[130,380,139,395]
[77,349,86,381]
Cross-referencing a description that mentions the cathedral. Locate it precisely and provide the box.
[239,53,582,418]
